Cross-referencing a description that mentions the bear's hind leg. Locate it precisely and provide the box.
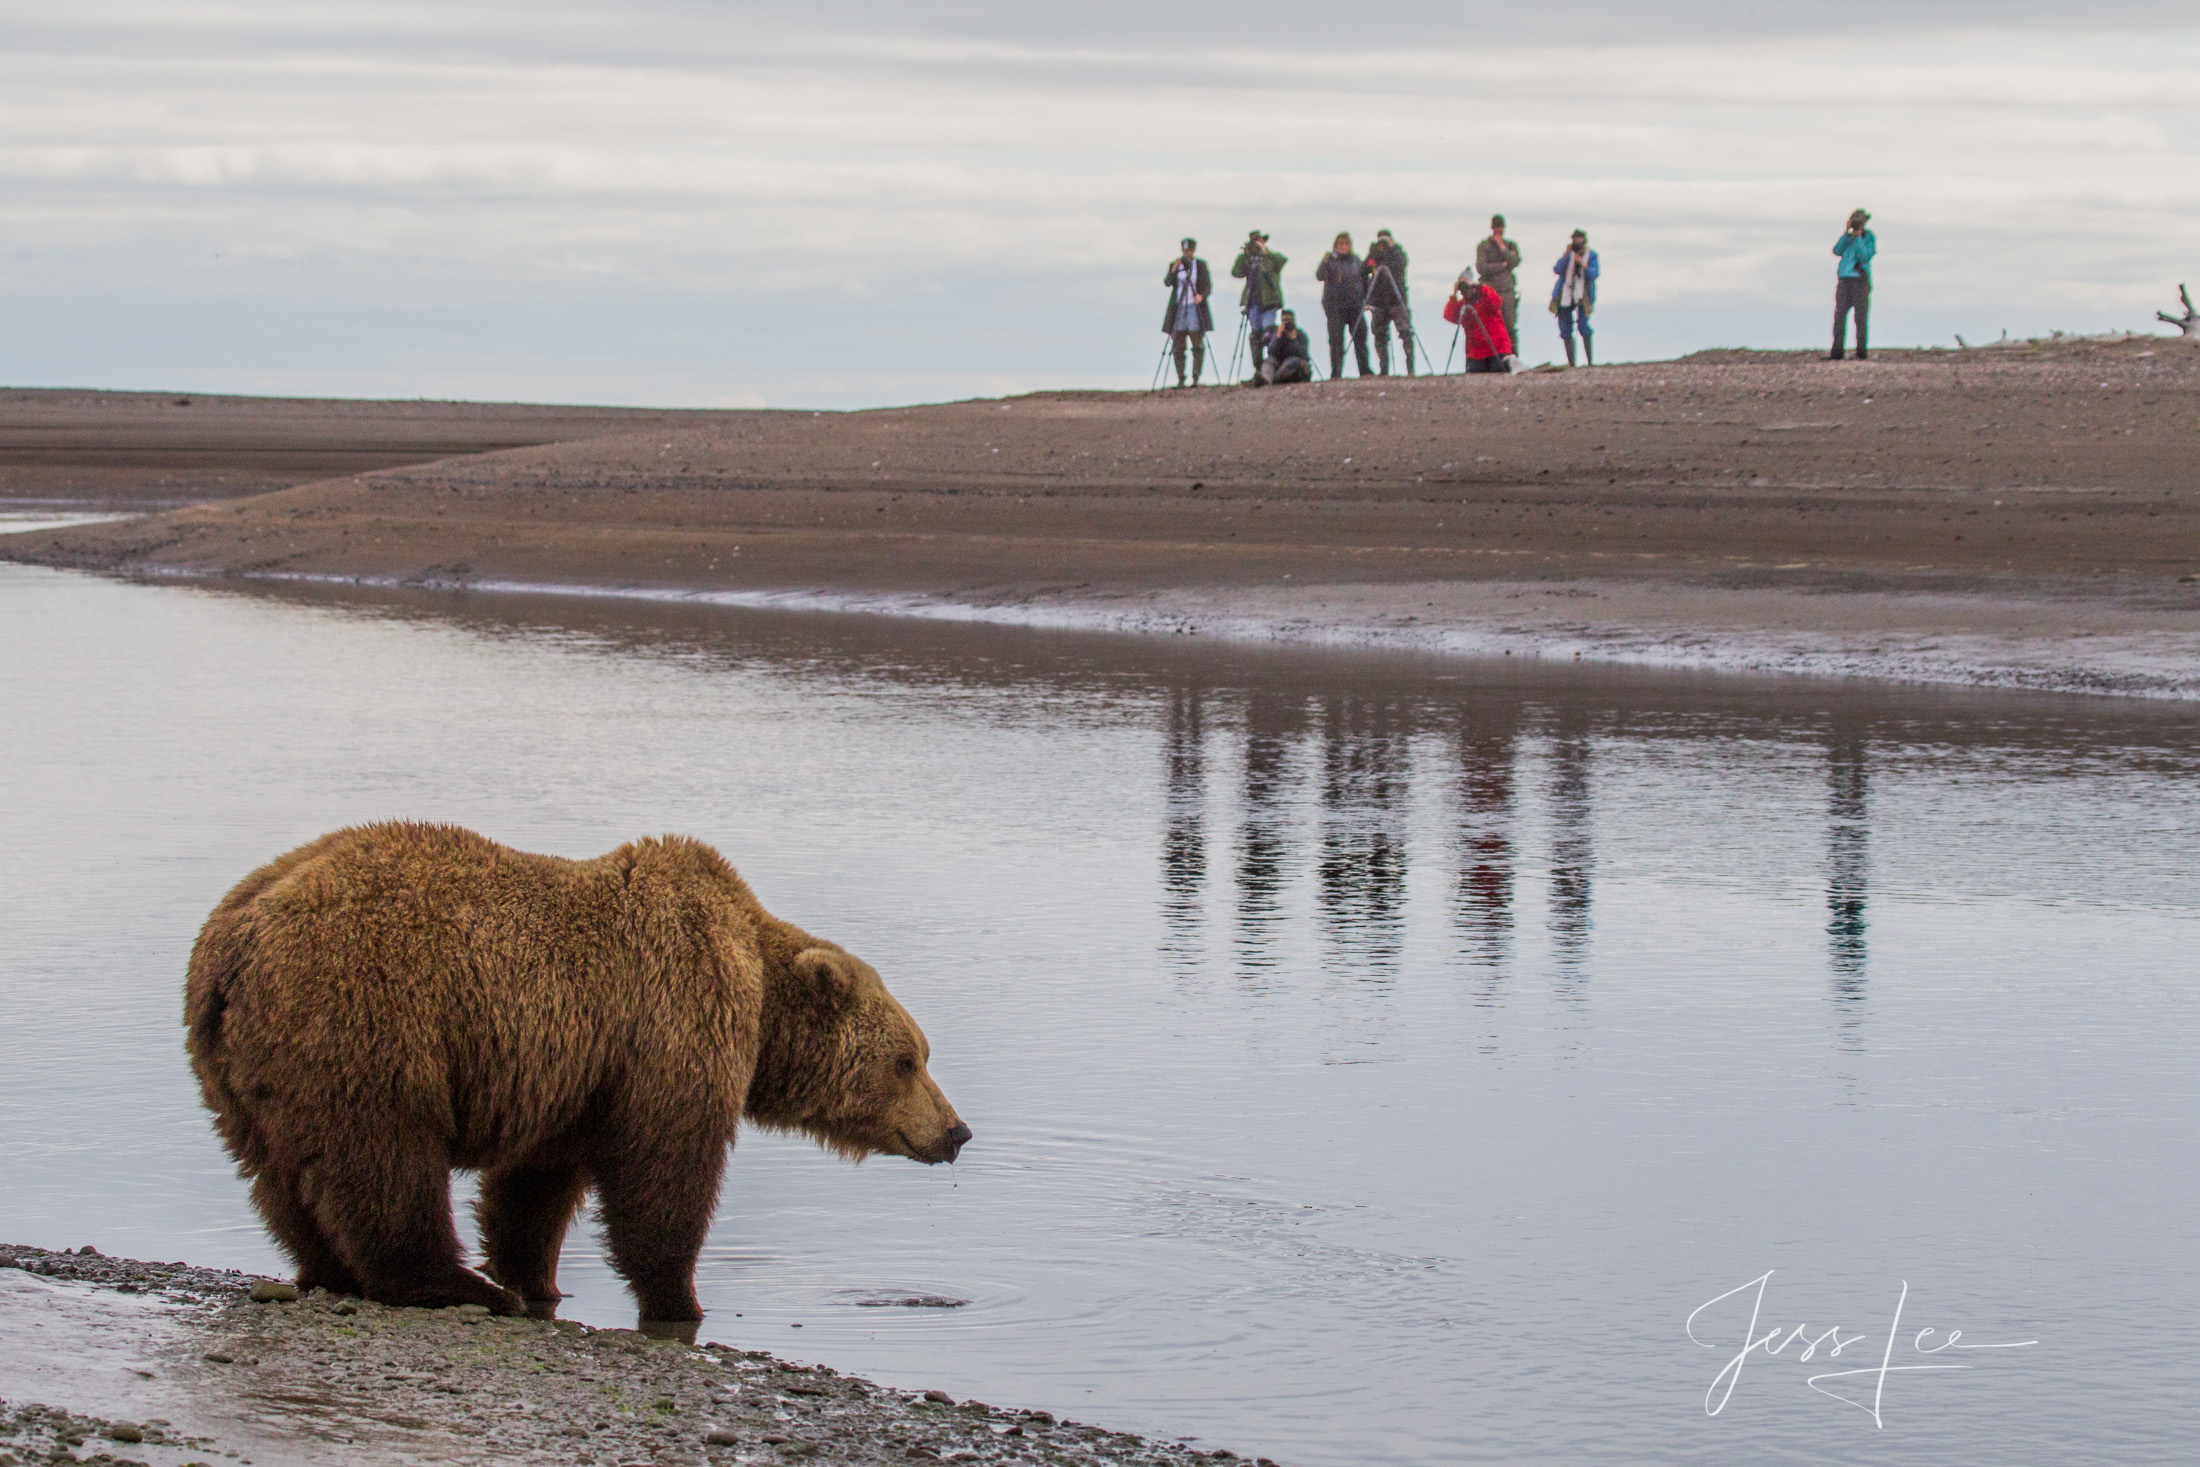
[478,1160,590,1313]
[309,1141,524,1316]
[593,1136,728,1327]
[252,1167,364,1296]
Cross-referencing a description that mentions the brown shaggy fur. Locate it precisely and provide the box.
[183,822,969,1326]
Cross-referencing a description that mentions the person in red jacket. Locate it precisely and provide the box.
[1447,269,1514,373]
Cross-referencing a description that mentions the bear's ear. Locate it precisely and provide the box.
[792,947,860,1009]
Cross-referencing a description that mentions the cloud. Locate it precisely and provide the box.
[0,5,2194,405]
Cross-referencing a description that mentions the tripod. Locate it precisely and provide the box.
[1227,312,1252,384]
[1410,322,1442,375]
[1155,330,1216,389]
[1361,263,1421,377]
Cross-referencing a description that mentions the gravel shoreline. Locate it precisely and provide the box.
[0,1246,1270,1467]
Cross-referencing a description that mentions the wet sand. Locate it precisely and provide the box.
[0,388,743,505]
[6,338,2197,694]
[0,1246,1256,1466]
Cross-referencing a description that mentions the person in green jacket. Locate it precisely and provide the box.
[1231,231,1288,382]
[1475,215,1523,348]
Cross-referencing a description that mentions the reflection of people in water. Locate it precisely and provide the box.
[1826,725,1870,1005]
[1235,692,1304,975]
[1546,715,1594,975]
[1160,684,1206,967]
[1317,696,1411,974]
[1456,717,1518,968]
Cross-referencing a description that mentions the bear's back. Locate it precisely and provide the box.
[189,823,763,1158]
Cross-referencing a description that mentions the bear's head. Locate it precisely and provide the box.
[755,945,972,1166]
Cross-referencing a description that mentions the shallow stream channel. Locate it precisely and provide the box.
[3,557,2195,1464]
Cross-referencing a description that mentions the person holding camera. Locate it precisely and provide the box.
[1231,230,1288,381]
[1475,215,1523,347]
[1316,232,1374,380]
[1365,229,1414,376]
[1448,268,1514,373]
[1549,229,1598,367]
[1162,237,1213,387]
[1829,208,1875,361]
[1254,309,1314,386]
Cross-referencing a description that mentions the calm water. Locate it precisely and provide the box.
[3,562,2196,1464]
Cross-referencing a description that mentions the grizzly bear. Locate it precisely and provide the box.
[184,821,970,1329]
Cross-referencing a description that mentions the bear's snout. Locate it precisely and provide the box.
[943,1121,973,1162]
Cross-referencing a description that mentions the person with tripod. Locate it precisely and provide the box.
[1550,229,1598,367]
[1315,232,1374,380]
[1231,231,1287,382]
[1162,237,1213,387]
[1253,308,1314,386]
[1829,208,1875,361]
[1365,229,1414,376]
[1475,215,1523,348]
[1447,268,1514,373]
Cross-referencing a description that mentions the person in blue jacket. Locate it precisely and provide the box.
[1550,229,1598,367]
[1829,208,1875,361]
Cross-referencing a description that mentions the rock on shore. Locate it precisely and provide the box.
[0,1245,1273,1466]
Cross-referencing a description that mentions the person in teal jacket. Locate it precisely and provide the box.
[1830,208,1875,361]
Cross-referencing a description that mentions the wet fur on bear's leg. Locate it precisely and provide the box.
[252,1166,364,1296]
[593,1129,729,1324]
[313,1137,525,1315]
[478,1157,592,1305]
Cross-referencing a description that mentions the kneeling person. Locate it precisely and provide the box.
[1450,270,1514,372]
[1257,309,1314,385]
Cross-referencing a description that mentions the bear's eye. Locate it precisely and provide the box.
[894,1053,919,1078]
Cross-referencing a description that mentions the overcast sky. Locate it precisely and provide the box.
[3,2,2196,407]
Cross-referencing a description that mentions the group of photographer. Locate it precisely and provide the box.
[1162,220,1600,386]
[1161,208,1875,385]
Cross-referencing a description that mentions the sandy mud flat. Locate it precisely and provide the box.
[0,1246,1263,1467]
[6,339,2197,695]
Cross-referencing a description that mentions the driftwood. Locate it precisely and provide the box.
[2158,283,2198,338]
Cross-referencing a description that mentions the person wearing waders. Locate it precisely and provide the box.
[1829,208,1875,361]
[1162,237,1213,387]
[1231,231,1287,383]
[1476,214,1523,349]
[1365,229,1415,376]
[1550,229,1598,366]
[1316,232,1373,379]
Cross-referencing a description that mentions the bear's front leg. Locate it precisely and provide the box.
[592,1134,728,1331]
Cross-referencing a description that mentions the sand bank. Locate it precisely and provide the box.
[7,340,2196,696]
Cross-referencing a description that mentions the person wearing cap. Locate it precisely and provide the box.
[1448,268,1514,373]
[1254,308,1314,386]
[1475,215,1523,348]
[1162,238,1214,387]
[1315,232,1374,380]
[1830,209,1876,361]
[1364,229,1415,376]
[1549,229,1599,367]
[1231,231,1288,381]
